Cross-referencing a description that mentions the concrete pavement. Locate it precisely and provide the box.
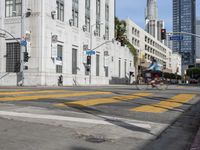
[0,86,200,150]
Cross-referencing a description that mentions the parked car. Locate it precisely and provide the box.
[189,79,198,84]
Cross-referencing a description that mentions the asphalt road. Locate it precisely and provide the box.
[0,85,200,150]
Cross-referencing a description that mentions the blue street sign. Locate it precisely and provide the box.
[85,50,96,55]
[169,36,184,41]
[20,40,27,47]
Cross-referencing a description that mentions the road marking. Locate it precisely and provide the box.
[131,94,196,113]
[0,90,71,96]
[55,93,152,107]
[0,111,151,129]
[0,91,112,102]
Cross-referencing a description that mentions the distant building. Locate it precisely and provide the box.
[196,17,200,59]
[196,59,200,68]
[165,35,173,50]
[173,0,196,69]
[146,0,158,20]
[145,0,164,42]
[126,18,174,73]
[171,53,182,75]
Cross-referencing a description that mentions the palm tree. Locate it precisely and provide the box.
[115,17,127,46]
[115,17,138,64]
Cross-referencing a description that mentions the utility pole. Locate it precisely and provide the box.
[19,0,25,86]
[89,24,94,85]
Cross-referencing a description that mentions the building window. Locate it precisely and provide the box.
[6,42,20,72]
[105,2,109,40]
[85,0,90,9]
[119,59,121,78]
[96,22,101,36]
[57,45,63,61]
[5,0,22,17]
[56,45,63,73]
[85,17,90,32]
[72,48,78,75]
[96,54,100,76]
[96,0,101,36]
[96,0,100,16]
[105,26,109,40]
[85,0,90,32]
[56,0,64,21]
[72,0,79,27]
[105,67,109,77]
[105,3,109,22]
[124,60,127,78]
[56,65,62,73]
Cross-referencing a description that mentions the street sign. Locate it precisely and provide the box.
[20,40,27,47]
[85,50,96,55]
[169,36,184,41]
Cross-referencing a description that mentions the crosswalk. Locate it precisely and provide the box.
[0,89,197,114]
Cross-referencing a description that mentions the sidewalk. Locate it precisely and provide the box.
[190,127,200,150]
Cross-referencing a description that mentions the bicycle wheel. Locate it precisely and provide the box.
[135,76,149,90]
[156,78,169,90]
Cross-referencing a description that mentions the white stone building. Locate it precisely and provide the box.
[126,18,173,72]
[171,53,182,75]
[0,0,134,86]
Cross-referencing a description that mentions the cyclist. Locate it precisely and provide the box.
[147,58,162,87]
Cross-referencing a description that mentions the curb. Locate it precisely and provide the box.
[190,127,200,150]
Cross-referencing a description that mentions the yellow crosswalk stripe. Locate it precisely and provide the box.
[131,94,196,113]
[55,93,152,107]
[0,91,112,102]
[0,90,71,96]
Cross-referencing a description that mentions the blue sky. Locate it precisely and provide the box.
[116,0,200,31]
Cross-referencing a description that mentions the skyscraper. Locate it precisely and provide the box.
[145,0,164,42]
[173,0,196,67]
[146,0,158,20]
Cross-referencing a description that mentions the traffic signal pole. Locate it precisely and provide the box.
[20,0,25,86]
[89,24,94,85]
[167,32,200,39]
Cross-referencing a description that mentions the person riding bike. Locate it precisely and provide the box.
[147,58,162,87]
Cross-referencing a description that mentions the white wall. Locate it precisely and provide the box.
[171,53,182,75]
[0,0,134,86]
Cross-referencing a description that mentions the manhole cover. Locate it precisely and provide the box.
[78,135,109,143]
[85,136,107,143]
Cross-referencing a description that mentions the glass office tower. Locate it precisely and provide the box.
[196,17,200,59]
[173,0,196,66]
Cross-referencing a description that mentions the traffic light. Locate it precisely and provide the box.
[161,29,166,40]
[87,56,91,65]
[24,52,29,62]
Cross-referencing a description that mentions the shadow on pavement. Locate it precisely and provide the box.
[64,103,154,136]
[70,146,95,150]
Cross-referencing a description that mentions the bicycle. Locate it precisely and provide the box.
[135,70,169,90]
